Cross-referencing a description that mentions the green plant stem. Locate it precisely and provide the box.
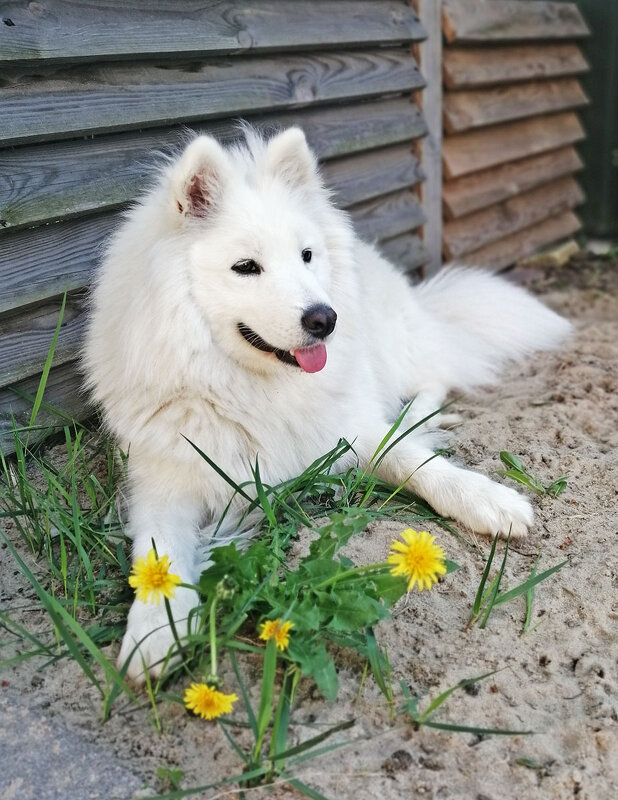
[313,562,390,591]
[209,596,218,684]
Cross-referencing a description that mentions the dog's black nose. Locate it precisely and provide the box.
[301,304,337,339]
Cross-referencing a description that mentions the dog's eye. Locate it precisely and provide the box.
[302,249,312,264]
[232,259,262,275]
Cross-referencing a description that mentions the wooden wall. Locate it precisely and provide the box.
[0,1,431,448]
[441,0,590,269]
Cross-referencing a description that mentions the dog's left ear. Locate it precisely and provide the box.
[264,128,319,190]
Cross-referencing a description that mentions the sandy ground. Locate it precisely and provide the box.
[1,255,616,800]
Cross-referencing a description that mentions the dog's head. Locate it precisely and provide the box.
[165,128,352,375]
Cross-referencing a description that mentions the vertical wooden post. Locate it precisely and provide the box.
[412,0,443,274]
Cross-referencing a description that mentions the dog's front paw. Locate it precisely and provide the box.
[435,471,533,538]
[459,474,533,538]
[117,587,197,683]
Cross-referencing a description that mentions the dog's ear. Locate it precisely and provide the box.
[263,128,319,190]
[171,136,231,220]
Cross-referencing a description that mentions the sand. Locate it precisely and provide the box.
[1,255,616,800]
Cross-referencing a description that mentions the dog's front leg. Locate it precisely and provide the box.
[360,433,533,538]
[118,492,202,682]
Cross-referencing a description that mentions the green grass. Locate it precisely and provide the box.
[0,362,570,798]
[468,530,568,632]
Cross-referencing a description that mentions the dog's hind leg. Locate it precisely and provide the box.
[359,431,532,538]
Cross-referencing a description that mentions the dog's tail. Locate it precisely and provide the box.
[412,267,572,391]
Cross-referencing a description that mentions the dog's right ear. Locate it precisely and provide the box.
[170,136,231,221]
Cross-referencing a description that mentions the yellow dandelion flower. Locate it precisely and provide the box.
[258,618,294,651]
[387,528,447,592]
[128,548,182,604]
[183,683,238,720]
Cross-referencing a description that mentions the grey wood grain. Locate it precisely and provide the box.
[0,100,427,230]
[377,232,430,272]
[322,146,424,209]
[0,360,87,452]
[0,1,426,64]
[0,293,86,386]
[351,189,425,242]
[0,216,115,314]
[0,49,425,146]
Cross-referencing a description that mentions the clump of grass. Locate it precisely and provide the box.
[498,451,567,497]
[399,670,533,736]
[468,531,568,631]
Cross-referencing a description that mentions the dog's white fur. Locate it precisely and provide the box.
[84,128,571,680]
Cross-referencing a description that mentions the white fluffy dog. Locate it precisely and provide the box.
[84,128,570,680]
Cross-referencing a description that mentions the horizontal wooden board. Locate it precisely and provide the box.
[458,210,582,271]
[377,233,430,272]
[0,293,86,387]
[321,146,424,209]
[443,176,584,259]
[0,360,87,453]
[442,0,589,44]
[0,99,428,231]
[442,111,585,180]
[0,217,116,315]
[443,78,588,134]
[0,1,426,64]
[443,146,583,219]
[0,49,425,147]
[443,43,589,89]
[351,190,425,243]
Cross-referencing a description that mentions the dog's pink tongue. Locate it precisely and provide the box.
[294,344,327,373]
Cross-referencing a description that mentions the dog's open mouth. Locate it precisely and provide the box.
[237,323,327,373]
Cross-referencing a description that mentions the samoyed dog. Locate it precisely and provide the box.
[85,128,570,680]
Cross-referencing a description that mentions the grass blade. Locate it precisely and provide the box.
[417,671,498,723]
[479,530,511,629]
[283,777,334,800]
[181,436,253,502]
[523,554,540,633]
[473,532,499,616]
[229,650,258,739]
[28,292,67,433]
[421,720,533,736]
[493,559,568,608]
[275,718,356,762]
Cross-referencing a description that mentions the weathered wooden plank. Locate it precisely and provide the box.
[412,0,442,274]
[377,233,430,272]
[321,146,424,209]
[0,49,425,147]
[443,43,589,89]
[0,362,84,426]
[457,211,582,271]
[443,176,584,260]
[442,111,585,180]
[443,78,588,134]
[0,217,115,315]
[442,0,589,44]
[0,361,87,453]
[0,294,86,387]
[351,190,425,243]
[0,1,427,65]
[443,146,583,219]
[0,98,428,230]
